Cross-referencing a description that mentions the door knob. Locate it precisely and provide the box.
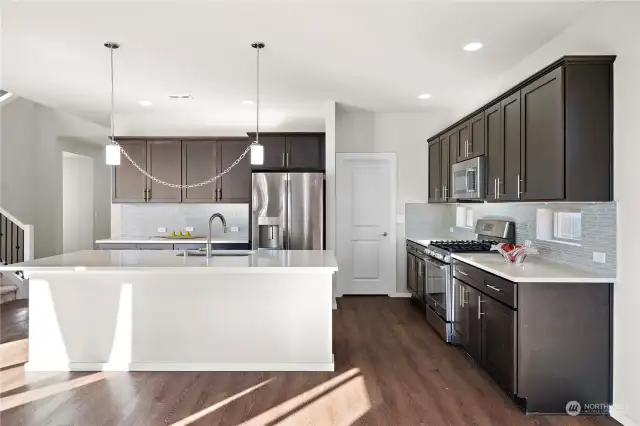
[382,232,388,236]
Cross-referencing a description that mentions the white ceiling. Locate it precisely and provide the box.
[2,1,594,135]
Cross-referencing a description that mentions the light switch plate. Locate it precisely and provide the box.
[230,226,239,232]
[185,226,195,232]
[157,227,167,233]
[593,252,606,264]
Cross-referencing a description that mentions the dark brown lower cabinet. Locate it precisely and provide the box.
[481,295,516,394]
[453,260,612,414]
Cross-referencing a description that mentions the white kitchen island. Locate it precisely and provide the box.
[1,250,338,372]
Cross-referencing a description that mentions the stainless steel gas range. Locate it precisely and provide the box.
[406,219,514,343]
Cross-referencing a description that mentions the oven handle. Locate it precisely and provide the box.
[422,257,448,270]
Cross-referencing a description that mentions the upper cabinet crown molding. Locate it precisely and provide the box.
[428,55,615,203]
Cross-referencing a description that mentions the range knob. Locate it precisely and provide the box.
[444,255,451,263]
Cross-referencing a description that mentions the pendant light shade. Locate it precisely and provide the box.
[250,143,264,165]
[106,144,121,165]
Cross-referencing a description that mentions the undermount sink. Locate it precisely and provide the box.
[177,250,255,257]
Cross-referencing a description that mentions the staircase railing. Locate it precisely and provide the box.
[0,207,34,265]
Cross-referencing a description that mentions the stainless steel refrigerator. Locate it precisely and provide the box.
[251,172,324,250]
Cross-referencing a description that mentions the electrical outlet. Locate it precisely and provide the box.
[157,227,167,233]
[185,226,194,232]
[449,227,454,233]
[525,240,533,247]
[593,252,606,264]
[230,226,239,232]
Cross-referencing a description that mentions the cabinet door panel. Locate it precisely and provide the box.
[182,140,217,202]
[469,112,485,158]
[441,134,451,200]
[465,285,482,362]
[407,253,417,293]
[482,296,517,394]
[500,93,521,201]
[218,139,251,203]
[286,135,324,169]
[249,135,286,168]
[428,141,441,202]
[521,67,564,201]
[453,278,469,347]
[147,140,182,203]
[112,139,147,203]
[456,122,470,162]
[485,104,502,200]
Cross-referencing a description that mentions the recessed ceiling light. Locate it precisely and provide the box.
[243,100,255,105]
[463,42,484,52]
[168,94,193,100]
[138,100,153,106]
[418,93,432,100]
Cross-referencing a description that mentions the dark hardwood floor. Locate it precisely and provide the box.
[0,297,620,426]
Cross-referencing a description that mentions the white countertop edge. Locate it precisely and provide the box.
[450,254,614,284]
[96,238,248,244]
[12,267,338,274]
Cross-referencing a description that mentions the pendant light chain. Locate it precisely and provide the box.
[107,42,258,188]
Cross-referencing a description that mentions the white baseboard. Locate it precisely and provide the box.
[388,292,412,298]
[612,411,639,426]
[333,299,338,310]
[25,357,335,372]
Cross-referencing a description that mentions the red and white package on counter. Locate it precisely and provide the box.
[491,243,539,264]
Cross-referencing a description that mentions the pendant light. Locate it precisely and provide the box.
[250,42,265,165]
[105,42,121,165]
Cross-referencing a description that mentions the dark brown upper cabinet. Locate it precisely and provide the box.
[427,56,615,203]
[455,121,470,163]
[428,139,441,203]
[441,133,451,201]
[248,132,325,171]
[217,139,251,203]
[182,140,218,203]
[287,135,324,169]
[112,139,148,203]
[485,103,502,200]
[500,92,521,201]
[469,112,486,159]
[146,140,182,203]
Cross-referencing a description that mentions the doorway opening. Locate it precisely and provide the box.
[62,152,94,253]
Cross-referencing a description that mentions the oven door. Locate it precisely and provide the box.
[424,256,451,320]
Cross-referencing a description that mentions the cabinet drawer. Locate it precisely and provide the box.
[484,275,517,309]
[453,261,485,290]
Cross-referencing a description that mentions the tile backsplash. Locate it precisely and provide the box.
[406,202,616,275]
[117,203,250,240]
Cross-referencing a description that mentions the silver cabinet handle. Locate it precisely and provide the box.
[443,185,448,200]
[458,270,469,276]
[486,284,503,293]
[496,178,501,199]
[465,140,469,157]
[517,174,522,199]
[442,186,445,201]
[478,296,484,319]
[282,152,286,166]
[494,178,497,200]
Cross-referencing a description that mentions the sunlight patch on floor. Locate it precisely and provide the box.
[0,371,116,411]
[237,368,371,426]
[170,378,273,426]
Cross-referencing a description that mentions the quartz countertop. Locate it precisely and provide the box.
[406,237,454,247]
[0,250,338,274]
[451,252,614,283]
[96,237,248,244]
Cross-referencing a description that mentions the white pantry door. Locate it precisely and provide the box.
[336,153,396,295]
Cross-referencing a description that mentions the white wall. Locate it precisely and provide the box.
[447,4,637,424]
[335,107,451,292]
[0,97,110,258]
[62,153,94,253]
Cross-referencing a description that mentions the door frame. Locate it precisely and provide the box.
[335,152,397,297]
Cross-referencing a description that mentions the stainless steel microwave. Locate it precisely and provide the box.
[451,156,485,200]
